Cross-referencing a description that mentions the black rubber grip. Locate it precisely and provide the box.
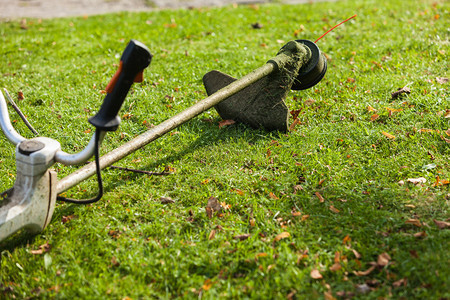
[89,40,152,131]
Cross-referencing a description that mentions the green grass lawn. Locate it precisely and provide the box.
[1,0,449,298]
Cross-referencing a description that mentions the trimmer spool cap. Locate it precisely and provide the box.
[291,39,327,90]
[18,140,45,155]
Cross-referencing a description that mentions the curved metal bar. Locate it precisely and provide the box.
[1,88,106,166]
[54,131,106,165]
[0,89,26,145]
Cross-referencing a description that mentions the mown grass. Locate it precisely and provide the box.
[0,0,449,298]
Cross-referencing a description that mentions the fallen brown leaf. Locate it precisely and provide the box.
[330,262,342,272]
[234,234,251,241]
[164,165,176,173]
[209,229,216,240]
[293,184,303,193]
[324,291,336,300]
[315,192,325,203]
[108,230,121,239]
[391,86,411,99]
[352,249,362,259]
[160,197,175,204]
[30,242,51,255]
[232,188,245,196]
[444,110,450,118]
[419,128,434,133]
[289,118,300,131]
[120,132,129,140]
[292,211,302,217]
[274,232,290,242]
[433,219,450,229]
[377,252,391,267]
[370,114,379,122]
[353,265,376,276]
[287,290,297,300]
[61,214,77,224]
[220,201,231,210]
[297,250,309,264]
[393,278,407,288]
[205,207,213,219]
[405,219,422,227]
[304,98,315,106]
[255,253,268,259]
[163,23,177,28]
[342,235,351,245]
[334,251,340,263]
[110,256,120,267]
[48,285,60,293]
[409,250,419,258]
[218,119,236,128]
[329,205,340,213]
[290,108,302,119]
[310,269,323,279]
[432,175,450,187]
[205,196,221,218]
[202,279,213,291]
[385,107,403,113]
[414,231,427,238]
[269,192,279,200]
[20,19,28,30]
[122,113,133,120]
[382,131,396,139]
[367,105,376,112]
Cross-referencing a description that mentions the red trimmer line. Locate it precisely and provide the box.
[315,14,357,43]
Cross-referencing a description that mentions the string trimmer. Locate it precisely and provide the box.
[0,38,327,242]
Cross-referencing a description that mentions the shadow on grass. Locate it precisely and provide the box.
[62,117,280,198]
[0,229,38,252]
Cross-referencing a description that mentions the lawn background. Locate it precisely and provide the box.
[0,0,449,298]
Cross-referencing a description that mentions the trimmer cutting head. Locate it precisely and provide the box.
[292,40,327,90]
[203,40,327,132]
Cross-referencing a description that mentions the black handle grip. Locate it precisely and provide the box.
[89,40,152,131]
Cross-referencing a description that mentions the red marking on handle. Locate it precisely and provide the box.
[105,61,123,94]
[315,14,357,43]
[105,61,145,94]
